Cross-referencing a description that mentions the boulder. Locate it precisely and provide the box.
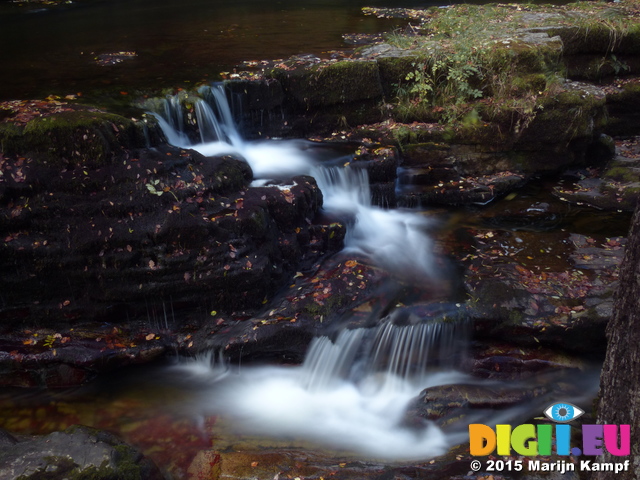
[0,103,346,386]
[0,425,163,480]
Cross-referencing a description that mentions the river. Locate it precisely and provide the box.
[0,0,432,101]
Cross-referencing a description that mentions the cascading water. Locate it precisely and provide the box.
[313,166,437,278]
[300,311,468,395]
[155,84,467,459]
[152,85,439,279]
[171,314,469,459]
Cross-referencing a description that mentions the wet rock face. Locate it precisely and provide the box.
[0,108,345,375]
[404,383,551,427]
[460,228,624,355]
[0,425,163,480]
[553,135,640,211]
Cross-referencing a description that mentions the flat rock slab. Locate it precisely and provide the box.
[0,425,162,480]
[554,136,640,211]
[457,227,624,355]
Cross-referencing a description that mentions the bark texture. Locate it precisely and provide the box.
[595,203,640,479]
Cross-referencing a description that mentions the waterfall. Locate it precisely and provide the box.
[313,165,437,278]
[175,311,469,460]
[152,84,439,279]
[157,85,466,459]
[193,100,224,144]
[300,309,468,394]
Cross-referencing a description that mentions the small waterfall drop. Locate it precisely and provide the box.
[175,312,469,460]
[152,84,439,278]
[313,165,437,278]
[155,84,467,459]
[300,310,468,395]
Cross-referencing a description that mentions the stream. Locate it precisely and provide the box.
[0,1,633,478]
[0,83,612,473]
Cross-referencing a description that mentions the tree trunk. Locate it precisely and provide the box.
[595,204,640,479]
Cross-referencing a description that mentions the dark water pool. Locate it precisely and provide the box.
[0,0,428,101]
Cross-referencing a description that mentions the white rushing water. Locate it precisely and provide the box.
[171,316,469,460]
[152,84,438,279]
[155,84,464,459]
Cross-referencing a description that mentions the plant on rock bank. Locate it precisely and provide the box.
[384,0,637,126]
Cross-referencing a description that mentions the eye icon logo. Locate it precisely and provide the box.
[544,402,584,423]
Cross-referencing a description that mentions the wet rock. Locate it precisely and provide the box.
[508,81,608,162]
[187,450,222,480]
[0,425,163,480]
[270,59,383,109]
[398,170,528,207]
[0,429,18,447]
[553,136,640,211]
[94,51,137,66]
[0,109,150,168]
[0,139,335,322]
[468,342,587,380]
[462,229,624,355]
[351,144,399,207]
[605,77,640,136]
[266,58,385,134]
[404,383,551,427]
[0,104,345,386]
[194,253,394,363]
[0,330,169,388]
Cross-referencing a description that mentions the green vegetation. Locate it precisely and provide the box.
[380,1,640,126]
[1,111,147,168]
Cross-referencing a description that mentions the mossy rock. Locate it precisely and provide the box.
[607,80,640,115]
[375,54,425,99]
[485,37,563,75]
[2,425,162,480]
[603,164,640,183]
[399,142,452,167]
[224,78,284,110]
[2,111,148,168]
[270,60,384,109]
[514,85,607,151]
[618,23,640,54]
[548,21,640,56]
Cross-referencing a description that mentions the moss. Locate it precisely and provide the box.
[548,24,614,55]
[0,122,23,160]
[485,39,563,76]
[302,294,348,317]
[512,88,606,152]
[603,166,640,183]
[619,23,640,53]
[7,111,147,168]
[271,60,383,109]
[509,73,549,95]
[376,54,425,99]
[111,444,144,480]
[15,455,141,480]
